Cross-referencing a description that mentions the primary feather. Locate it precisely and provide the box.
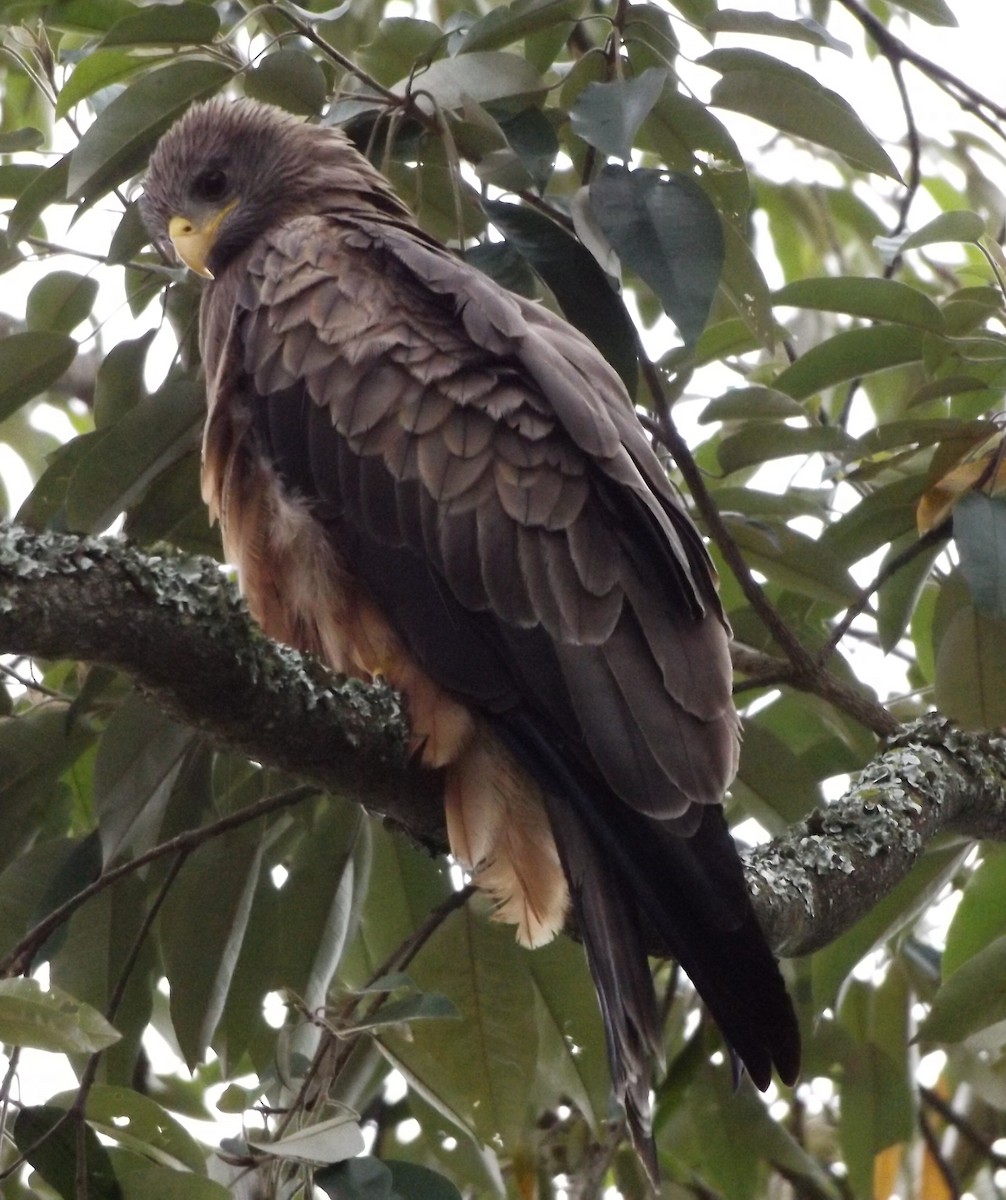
[142,97,800,1169]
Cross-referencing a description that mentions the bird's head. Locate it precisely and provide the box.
[141,97,409,279]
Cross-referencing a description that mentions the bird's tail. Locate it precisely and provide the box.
[496,713,800,1174]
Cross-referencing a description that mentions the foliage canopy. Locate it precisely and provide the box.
[2,0,1006,1197]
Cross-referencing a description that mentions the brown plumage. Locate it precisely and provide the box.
[142,97,799,1171]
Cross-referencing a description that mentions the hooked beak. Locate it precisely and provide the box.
[167,197,239,279]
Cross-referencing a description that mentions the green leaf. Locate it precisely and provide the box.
[67,60,233,202]
[0,331,77,422]
[278,799,370,1008]
[315,1156,392,1199]
[919,935,1006,1044]
[774,276,944,332]
[700,385,805,423]
[954,493,1006,618]
[399,51,545,112]
[457,0,582,53]
[56,49,154,119]
[114,1167,231,1200]
[358,18,444,87]
[774,326,924,400]
[876,533,944,654]
[100,2,220,45]
[0,128,44,152]
[734,721,822,831]
[26,271,100,335]
[839,1041,914,1196]
[14,1105,122,1200]
[721,514,859,605]
[569,67,668,161]
[93,331,156,428]
[248,1114,365,1164]
[7,155,70,245]
[93,698,198,862]
[810,843,965,1010]
[705,9,852,53]
[380,906,538,1148]
[50,1083,207,1174]
[717,423,854,474]
[0,977,121,1054]
[349,990,459,1032]
[899,210,985,251]
[0,839,78,962]
[497,105,557,193]
[159,826,265,1068]
[589,164,724,345]
[703,48,900,178]
[386,1161,464,1199]
[483,197,639,392]
[244,48,328,116]
[887,0,957,25]
[944,850,1006,978]
[65,379,204,532]
[934,597,1006,729]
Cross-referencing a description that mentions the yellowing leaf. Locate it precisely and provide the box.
[916,445,1006,533]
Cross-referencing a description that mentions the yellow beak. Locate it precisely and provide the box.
[168,198,239,279]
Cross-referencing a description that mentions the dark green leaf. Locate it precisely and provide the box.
[387,1161,464,1199]
[93,698,197,862]
[954,492,1006,618]
[14,1105,122,1200]
[703,48,900,178]
[160,825,265,1068]
[0,332,77,423]
[589,164,724,345]
[277,800,370,1007]
[65,379,204,532]
[7,156,70,245]
[570,67,668,161]
[92,331,155,428]
[774,326,924,400]
[774,276,944,332]
[876,533,944,653]
[46,0,136,34]
[316,1156,392,1199]
[839,1040,914,1196]
[497,105,557,193]
[244,48,328,115]
[101,2,219,45]
[720,514,859,605]
[67,60,233,203]
[483,197,639,392]
[26,271,99,335]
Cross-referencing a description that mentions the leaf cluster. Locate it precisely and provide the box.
[1,0,1006,1197]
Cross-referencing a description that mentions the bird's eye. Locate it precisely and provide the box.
[193,167,229,202]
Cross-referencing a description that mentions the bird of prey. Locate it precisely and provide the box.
[142,97,799,1170]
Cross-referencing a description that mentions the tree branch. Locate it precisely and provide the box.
[4,524,1006,965]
